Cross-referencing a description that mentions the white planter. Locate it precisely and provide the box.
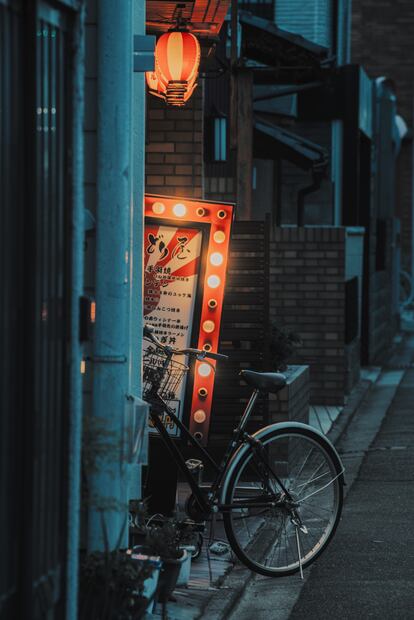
[176,546,194,586]
[130,549,162,615]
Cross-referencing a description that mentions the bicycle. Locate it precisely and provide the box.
[142,324,345,578]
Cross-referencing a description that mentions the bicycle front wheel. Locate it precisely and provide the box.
[222,426,343,577]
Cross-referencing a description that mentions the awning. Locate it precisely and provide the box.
[239,10,334,84]
[253,115,329,172]
[146,0,231,41]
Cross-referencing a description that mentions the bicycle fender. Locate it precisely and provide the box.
[219,421,345,505]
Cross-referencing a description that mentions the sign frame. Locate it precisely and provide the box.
[144,194,234,444]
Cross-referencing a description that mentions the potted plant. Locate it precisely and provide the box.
[79,548,156,619]
[269,321,302,371]
[144,520,188,605]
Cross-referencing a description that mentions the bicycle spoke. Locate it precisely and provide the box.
[223,430,343,576]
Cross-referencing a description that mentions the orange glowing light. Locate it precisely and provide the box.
[193,409,207,424]
[152,201,165,214]
[213,230,226,243]
[80,360,86,374]
[90,301,96,323]
[202,320,215,333]
[173,203,187,217]
[145,31,201,107]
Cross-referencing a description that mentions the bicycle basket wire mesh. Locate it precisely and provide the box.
[142,345,189,403]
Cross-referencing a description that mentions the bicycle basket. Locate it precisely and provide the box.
[143,347,189,404]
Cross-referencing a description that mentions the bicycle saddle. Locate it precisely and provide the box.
[240,370,286,393]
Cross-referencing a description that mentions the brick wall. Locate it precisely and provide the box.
[352,0,414,271]
[270,227,360,405]
[269,365,310,424]
[145,85,204,199]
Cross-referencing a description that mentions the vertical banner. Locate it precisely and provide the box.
[143,195,234,444]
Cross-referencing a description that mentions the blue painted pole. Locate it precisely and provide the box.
[66,4,85,618]
[88,0,133,551]
[128,0,147,501]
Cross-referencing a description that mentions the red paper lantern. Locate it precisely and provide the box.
[146,31,201,106]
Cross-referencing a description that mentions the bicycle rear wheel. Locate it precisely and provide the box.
[222,426,343,577]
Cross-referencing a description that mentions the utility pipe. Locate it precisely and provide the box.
[66,4,85,618]
[297,171,324,226]
[88,0,133,551]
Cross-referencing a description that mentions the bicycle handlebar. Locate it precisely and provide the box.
[143,324,229,361]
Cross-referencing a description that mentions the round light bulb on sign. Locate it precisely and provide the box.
[207,275,221,289]
[198,363,212,377]
[203,320,215,333]
[152,201,165,214]
[173,203,187,217]
[193,409,207,424]
[213,230,226,244]
[210,252,224,266]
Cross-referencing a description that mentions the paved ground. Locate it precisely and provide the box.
[212,338,414,620]
[157,334,414,619]
[289,367,414,620]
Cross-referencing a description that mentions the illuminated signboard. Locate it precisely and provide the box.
[144,194,234,444]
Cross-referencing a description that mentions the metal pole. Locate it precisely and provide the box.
[88,0,133,551]
[66,4,85,617]
[127,0,147,501]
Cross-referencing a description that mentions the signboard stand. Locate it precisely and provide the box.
[143,194,234,514]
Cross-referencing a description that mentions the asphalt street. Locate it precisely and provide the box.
[289,367,414,620]
[211,338,414,620]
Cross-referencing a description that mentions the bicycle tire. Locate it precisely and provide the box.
[222,424,344,577]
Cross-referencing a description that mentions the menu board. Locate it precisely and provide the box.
[143,224,203,435]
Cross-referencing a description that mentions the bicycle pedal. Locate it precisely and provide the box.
[185,458,203,471]
[209,541,231,556]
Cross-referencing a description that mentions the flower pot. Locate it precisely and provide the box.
[156,549,188,603]
[130,547,162,615]
[176,546,194,586]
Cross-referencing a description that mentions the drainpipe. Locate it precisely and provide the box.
[88,0,133,551]
[66,4,85,619]
[297,170,324,226]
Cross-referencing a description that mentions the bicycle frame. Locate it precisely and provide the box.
[147,387,289,516]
